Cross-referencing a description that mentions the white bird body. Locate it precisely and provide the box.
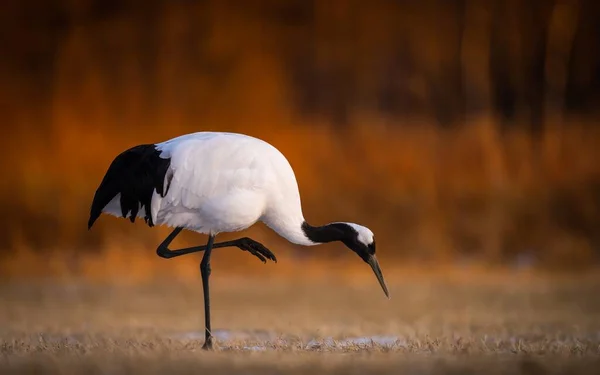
[99,132,313,245]
[88,130,389,350]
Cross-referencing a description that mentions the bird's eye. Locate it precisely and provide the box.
[367,240,376,254]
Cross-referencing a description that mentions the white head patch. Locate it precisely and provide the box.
[342,222,374,246]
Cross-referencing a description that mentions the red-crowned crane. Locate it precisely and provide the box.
[88,131,389,350]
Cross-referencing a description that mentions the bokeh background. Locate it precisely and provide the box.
[2,0,600,282]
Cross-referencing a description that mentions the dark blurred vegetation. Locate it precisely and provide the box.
[2,0,600,278]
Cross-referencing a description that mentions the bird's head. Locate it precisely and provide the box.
[333,222,390,299]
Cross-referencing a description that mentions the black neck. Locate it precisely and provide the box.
[301,221,349,244]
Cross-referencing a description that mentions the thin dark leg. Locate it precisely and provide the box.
[201,234,215,350]
[156,227,216,258]
[156,227,277,263]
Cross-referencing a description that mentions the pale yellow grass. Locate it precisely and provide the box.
[1,272,600,374]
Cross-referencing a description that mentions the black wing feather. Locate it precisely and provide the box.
[88,144,171,229]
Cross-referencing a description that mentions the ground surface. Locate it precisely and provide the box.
[1,271,600,374]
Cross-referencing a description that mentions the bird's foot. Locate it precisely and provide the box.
[237,238,277,263]
[202,337,214,350]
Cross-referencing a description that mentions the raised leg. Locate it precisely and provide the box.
[156,227,277,263]
[201,234,215,350]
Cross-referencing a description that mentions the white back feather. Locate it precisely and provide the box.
[145,132,312,244]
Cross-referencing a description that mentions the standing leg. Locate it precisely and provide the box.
[200,234,215,350]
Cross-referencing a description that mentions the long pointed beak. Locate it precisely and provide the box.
[367,255,390,299]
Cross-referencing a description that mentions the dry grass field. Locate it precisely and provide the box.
[1,269,600,375]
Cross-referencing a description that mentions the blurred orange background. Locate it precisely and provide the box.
[1,0,600,282]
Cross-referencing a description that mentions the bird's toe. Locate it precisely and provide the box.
[253,244,277,263]
[237,239,277,263]
[253,251,267,263]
